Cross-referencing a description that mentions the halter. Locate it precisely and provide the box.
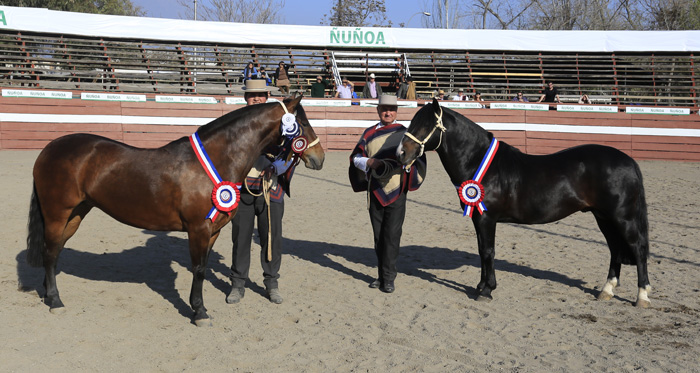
[402,104,446,170]
[278,101,320,149]
[403,104,446,158]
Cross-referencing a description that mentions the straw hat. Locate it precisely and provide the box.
[438,89,445,94]
[378,95,398,106]
[242,79,272,93]
[369,73,376,79]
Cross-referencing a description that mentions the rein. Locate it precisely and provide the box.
[403,104,446,167]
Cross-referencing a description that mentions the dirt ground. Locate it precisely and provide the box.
[1,149,699,372]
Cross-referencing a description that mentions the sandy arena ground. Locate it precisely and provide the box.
[1,149,699,372]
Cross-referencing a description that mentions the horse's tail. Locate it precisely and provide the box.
[26,182,45,267]
[634,162,650,260]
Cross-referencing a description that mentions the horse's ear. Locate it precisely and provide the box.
[286,95,303,112]
[432,98,440,113]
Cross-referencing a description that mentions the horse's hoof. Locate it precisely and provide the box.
[476,295,493,302]
[597,291,614,301]
[635,299,651,308]
[49,306,66,315]
[194,318,213,327]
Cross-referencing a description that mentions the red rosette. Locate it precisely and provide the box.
[291,136,308,154]
[211,181,240,212]
[458,180,484,207]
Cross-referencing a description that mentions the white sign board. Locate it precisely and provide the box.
[439,101,484,109]
[155,95,217,104]
[2,89,72,99]
[557,105,618,113]
[81,93,146,102]
[625,107,690,115]
[490,102,550,111]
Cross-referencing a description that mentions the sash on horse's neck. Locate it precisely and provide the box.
[457,137,499,218]
[190,132,242,221]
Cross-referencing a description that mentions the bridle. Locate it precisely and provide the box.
[277,101,320,149]
[403,104,446,161]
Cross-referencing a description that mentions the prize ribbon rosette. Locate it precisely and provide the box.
[291,136,308,154]
[457,138,499,218]
[458,180,486,217]
[211,181,240,212]
[190,132,242,221]
[281,113,300,138]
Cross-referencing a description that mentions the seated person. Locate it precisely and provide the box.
[512,92,528,102]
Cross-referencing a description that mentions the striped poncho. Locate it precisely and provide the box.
[349,122,427,207]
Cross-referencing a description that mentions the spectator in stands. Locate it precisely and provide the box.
[512,92,528,102]
[405,76,416,100]
[259,66,271,86]
[437,89,446,100]
[452,88,468,101]
[396,72,408,99]
[310,75,330,98]
[474,91,484,101]
[275,61,291,95]
[227,78,294,306]
[579,94,592,104]
[335,78,354,99]
[362,73,382,99]
[242,62,258,81]
[538,81,561,103]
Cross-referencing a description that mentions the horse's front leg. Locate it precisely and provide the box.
[188,228,220,327]
[473,217,497,301]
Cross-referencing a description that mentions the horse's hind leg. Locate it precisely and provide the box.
[594,214,651,307]
[593,216,622,302]
[42,203,92,313]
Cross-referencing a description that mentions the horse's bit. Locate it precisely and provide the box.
[402,104,446,167]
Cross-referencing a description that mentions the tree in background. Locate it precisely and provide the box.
[640,0,700,30]
[322,0,391,27]
[0,0,144,16]
[420,0,468,28]
[176,0,285,23]
[467,0,535,29]
[523,0,644,30]
[420,0,699,30]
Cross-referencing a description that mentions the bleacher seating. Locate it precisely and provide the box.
[0,29,697,106]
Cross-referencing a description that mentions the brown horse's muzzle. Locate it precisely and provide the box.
[301,143,324,170]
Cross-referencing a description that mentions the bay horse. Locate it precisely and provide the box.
[26,96,325,326]
[397,99,650,307]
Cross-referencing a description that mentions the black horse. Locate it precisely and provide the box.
[397,99,650,307]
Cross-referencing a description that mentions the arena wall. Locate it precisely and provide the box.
[1,91,699,161]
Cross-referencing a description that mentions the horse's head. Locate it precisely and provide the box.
[397,98,446,166]
[282,96,325,170]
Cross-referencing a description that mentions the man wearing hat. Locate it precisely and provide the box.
[452,88,467,101]
[437,89,446,100]
[348,95,426,293]
[227,78,292,305]
[362,73,383,99]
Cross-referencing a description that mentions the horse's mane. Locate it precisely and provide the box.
[196,101,271,137]
[432,103,529,184]
[196,98,308,138]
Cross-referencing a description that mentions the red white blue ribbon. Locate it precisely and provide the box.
[459,137,499,217]
[190,132,241,221]
[291,136,308,154]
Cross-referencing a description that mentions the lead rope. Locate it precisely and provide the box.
[403,107,446,169]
